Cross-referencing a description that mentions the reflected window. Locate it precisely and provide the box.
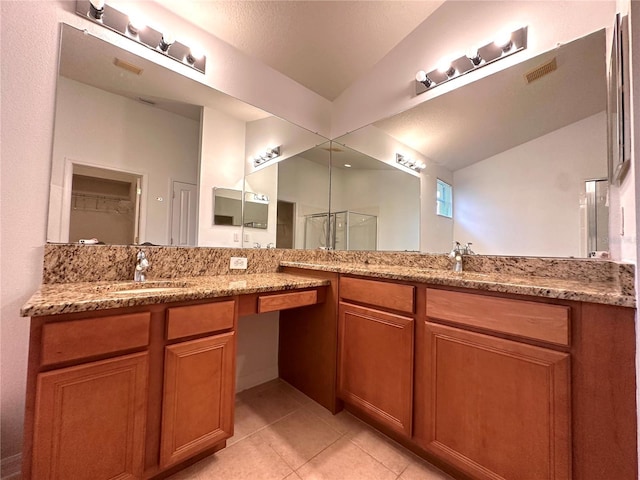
[436,179,453,218]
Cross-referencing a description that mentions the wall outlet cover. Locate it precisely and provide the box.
[230,257,248,269]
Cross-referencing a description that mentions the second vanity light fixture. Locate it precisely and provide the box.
[415,26,527,95]
[253,146,282,167]
[76,0,206,74]
[396,153,426,172]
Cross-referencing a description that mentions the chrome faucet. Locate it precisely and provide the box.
[134,250,150,282]
[449,241,475,272]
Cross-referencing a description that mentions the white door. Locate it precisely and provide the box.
[171,181,197,246]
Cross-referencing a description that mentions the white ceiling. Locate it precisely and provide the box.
[152,0,445,100]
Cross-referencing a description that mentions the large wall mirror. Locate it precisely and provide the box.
[335,28,608,258]
[47,24,328,247]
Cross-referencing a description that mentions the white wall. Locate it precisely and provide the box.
[453,112,607,257]
[244,116,327,175]
[198,107,246,247]
[421,164,455,253]
[278,156,331,249]
[49,77,200,245]
[236,313,279,392]
[331,168,420,251]
[244,163,278,247]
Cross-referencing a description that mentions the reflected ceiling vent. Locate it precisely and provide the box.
[525,57,557,84]
[138,97,156,106]
[114,58,143,75]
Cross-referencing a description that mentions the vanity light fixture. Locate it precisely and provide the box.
[396,153,426,172]
[415,26,527,95]
[253,146,281,167]
[75,0,206,74]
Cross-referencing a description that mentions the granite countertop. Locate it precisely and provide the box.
[281,261,636,308]
[21,273,330,317]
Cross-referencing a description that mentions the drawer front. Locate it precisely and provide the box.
[166,300,235,340]
[258,290,319,313]
[340,277,415,314]
[426,288,570,346]
[41,312,150,366]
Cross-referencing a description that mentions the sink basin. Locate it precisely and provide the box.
[92,280,191,294]
[111,286,187,295]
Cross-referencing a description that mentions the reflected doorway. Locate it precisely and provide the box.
[69,165,142,244]
[171,181,197,246]
[276,200,295,248]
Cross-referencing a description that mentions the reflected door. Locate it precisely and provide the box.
[171,182,197,246]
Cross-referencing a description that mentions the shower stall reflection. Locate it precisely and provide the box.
[304,211,377,250]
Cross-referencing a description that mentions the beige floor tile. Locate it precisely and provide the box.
[399,458,456,480]
[284,473,303,480]
[297,437,397,480]
[174,433,293,480]
[256,409,342,469]
[348,424,415,475]
[231,381,305,443]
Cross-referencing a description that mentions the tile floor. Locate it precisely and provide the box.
[168,379,455,480]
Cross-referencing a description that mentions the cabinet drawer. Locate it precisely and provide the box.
[41,312,150,366]
[258,289,319,313]
[426,289,570,346]
[340,277,414,314]
[166,300,235,340]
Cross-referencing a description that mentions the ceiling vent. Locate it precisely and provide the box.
[113,58,143,75]
[524,57,557,84]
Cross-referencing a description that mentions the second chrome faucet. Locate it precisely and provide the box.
[449,241,475,272]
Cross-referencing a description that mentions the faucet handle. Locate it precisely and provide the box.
[463,242,475,255]
[449,241,461,257]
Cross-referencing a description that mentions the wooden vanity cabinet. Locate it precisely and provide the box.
[26,312,152,480]
[24,299,238,480]
[159,302,236,468]
[416,288,572,480]
[337,277,415,436]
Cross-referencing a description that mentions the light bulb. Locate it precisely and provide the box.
[159,31,175,52]
[494,31,513,52]
[415,70,432,88]
[467,49,482,66]
[127,16,146,35]
[437,59,456,78]
[186,45,205,64]
[89,0,105,20]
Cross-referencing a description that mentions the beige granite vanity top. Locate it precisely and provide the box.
[21,273,330,317]
[281,261,636,308]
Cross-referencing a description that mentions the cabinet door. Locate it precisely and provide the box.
[420,322,570,480]
[338,302,414,436]
[160,332,235,468]
[32,352,148,480]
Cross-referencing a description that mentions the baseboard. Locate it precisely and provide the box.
[1,453,21,480]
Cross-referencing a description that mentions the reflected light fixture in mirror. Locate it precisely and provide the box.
[396,153,425,172]
[75,0,207,73]
[415,26,527,95]
[253,146,281,167]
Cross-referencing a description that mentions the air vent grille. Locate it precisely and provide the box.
[113,58,143,75]
[525,57,557,84]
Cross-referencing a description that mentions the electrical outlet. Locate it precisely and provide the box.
[244,233,249,242]
[233,232,240,242]
[230,257,248,269]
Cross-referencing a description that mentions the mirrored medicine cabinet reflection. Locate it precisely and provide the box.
[47,24,610,258]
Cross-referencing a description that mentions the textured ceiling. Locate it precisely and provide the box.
[152,0,444,100]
